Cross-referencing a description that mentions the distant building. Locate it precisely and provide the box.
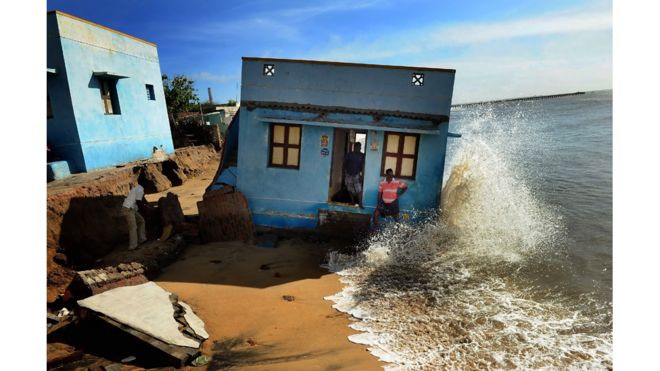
[202,104,240,125]
[47,11,174,174]
[213,57,456,229]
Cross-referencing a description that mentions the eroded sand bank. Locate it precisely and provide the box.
[156,239,384,370]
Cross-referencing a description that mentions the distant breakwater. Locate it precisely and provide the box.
[452,91,585,108]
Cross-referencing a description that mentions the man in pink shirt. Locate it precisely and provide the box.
[373,168,408,226]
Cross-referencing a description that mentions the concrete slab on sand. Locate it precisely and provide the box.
[77,282,208,348]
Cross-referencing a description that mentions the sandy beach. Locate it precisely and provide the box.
[145,165,383,370]
[156,240,382,370]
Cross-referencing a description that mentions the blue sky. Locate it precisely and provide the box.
[47,0,612,104]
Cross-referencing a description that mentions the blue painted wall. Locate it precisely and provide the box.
[242,58,455,116]
[235,108,449,229]
[47,16,86,172]
[47,11,173,173]
[230,58,455,229]
[236,108,333,228]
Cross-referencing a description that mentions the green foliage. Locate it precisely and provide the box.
[227,99,237,106]
[162,74,199,119]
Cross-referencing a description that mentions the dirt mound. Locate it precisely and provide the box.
[47,145,219,303]
[139,162,172,193]
[174,145,218,178]
[198,186,254,243]
[47,168,135,303]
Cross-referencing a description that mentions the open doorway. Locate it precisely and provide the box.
[328,129,367,206]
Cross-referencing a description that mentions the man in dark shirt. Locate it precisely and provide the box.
[343,142,365,208]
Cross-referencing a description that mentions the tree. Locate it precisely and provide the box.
[162,74,199,121]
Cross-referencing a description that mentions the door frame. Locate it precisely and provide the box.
[327,128,367,205]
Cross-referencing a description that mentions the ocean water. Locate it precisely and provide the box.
[325,90,612,370]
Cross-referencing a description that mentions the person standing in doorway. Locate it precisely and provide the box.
[373,168,408,226]
[344,142,365,208]
[121,183,147,250]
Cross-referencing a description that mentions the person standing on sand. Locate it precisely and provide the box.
[373,168,408,226]
[121,183,147,250]
[343,142,365,208]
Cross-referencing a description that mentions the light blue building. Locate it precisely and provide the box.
[214,57,455,230]
[47,11,174,175]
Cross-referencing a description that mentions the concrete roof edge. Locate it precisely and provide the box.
[241,57,456,73]
[48,10,157,47]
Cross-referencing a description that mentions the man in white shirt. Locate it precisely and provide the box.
[121,184,147,250]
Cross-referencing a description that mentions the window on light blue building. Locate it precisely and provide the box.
[269,123,301,169]
[146,84,155,100]
[99,78,121,115]
[381,132,420,179]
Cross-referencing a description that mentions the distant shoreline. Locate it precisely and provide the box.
[452,91,586,107]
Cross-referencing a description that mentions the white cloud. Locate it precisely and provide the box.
[174,17,302,42]
[424,32,613,104]
[279,0,387,19]
[432,9,611,46]
[304,5,612,103]
[316,8,612,61]
[167,0,388,43]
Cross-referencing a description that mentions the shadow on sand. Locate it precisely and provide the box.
[207,334,337,370]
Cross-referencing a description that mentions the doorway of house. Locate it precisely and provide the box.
[328,128,367,205]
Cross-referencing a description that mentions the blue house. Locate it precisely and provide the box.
[214,57,455,230]
[47,11,174,175]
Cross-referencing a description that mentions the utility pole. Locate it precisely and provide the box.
[199,100,204,125]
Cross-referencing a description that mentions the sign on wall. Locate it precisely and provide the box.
[321,134,329,157]
[370,131,379,151]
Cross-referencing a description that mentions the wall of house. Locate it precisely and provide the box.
[47,14,86,172]
[50,12,173,172]
[360,127,449,212]
[242,58,455,116]
[236,108,332,228]
[234,58,454,228]
[235,107,449,229]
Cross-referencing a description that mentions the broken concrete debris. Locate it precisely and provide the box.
[47,312,61,324]
[47,342,83,369]
[47,310,76,339]
[75,282,209,367]
[179,301,210,339]
[120,355,136,363]
[78,282,208,348]
[190,354,211,367]
[101,363,124,371]
[68,262,149,298]
[56,307,71,318]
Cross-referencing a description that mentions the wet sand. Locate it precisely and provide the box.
[145,165,383,370]
[156,240,383,370]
